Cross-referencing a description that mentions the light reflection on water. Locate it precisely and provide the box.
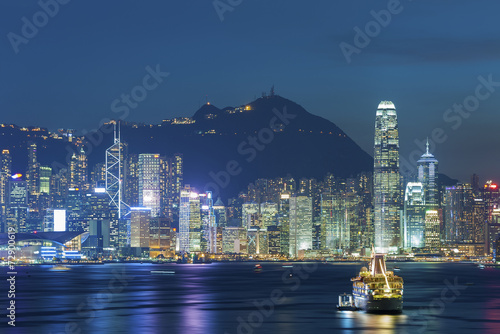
[339,311,409,334]
[5,262,499,333]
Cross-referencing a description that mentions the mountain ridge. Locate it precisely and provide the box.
[1,95,375,199]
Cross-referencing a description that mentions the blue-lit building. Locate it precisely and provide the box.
[417,140,439,207]
[6,176,29,233]
[403,182,425,249]
[0,231,85,261]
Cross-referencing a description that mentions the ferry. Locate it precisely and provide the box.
[351,252,403,313]
[49,264,71,271]
[336,293,357,311]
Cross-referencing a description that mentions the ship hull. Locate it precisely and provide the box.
[354,295,403,313]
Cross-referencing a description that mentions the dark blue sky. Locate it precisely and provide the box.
[1,0,500,183]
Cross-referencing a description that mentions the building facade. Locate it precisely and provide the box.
[373,101,401,252]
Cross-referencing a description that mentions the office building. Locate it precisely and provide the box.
[289,195,313,257]
[179,186,202,252]
[130,207,151,248]
[69,148,88,191]
[39,166,52,194]
[373,101,401,252]
[417,140,439,207]
[403,182,425,249]
[138,154,161,217]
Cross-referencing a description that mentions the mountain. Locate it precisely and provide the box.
[1,95,374,199]
[120,95,374,198]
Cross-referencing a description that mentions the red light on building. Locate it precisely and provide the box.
[490,184,498,189]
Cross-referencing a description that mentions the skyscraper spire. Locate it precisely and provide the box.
[426,137,429,155]
[417,138,439,207]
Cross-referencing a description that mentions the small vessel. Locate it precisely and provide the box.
[393,267,401,272]
[351,252,403,313]
[254,264,263,273]
[478,264,485,269]
[337,293,357,311]
[49,264,71,271]
[150,270,175,275]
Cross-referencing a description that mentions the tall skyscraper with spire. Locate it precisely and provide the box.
[417,139,439,207]
[373,101,401,252]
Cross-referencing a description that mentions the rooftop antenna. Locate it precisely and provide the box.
[426,137,429,154]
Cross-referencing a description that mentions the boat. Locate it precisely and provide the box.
[49,264,71,271]
[477,264,485,269]
[336,293,357,311]
[393,267,401,272]
[254,264,263,273]
[351,252,403,313]
[150,270,175,275]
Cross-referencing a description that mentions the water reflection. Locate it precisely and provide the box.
[339,311,408,334]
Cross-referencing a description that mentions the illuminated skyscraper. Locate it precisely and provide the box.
[443,184,473,244]
[320,191,340,251]
[484,182,500,255]
[213,197,227,228]
[200,192,216,253]
[26,141,39,196]
[222,226,244,253]
[169,154,183,208]
[105,124,128,219]
[417,139,439,207]
[278,193,290,256]
[124,154,139,207]
[403,182,425,249]
[130,207,151,248]
[373,101,401,252]
[90,162,106,190]
[0,150,12,231]
[7,177,28,233]
[267,225,281,255]
[242,202,260,228]
[424,209,440,251]
[39,166,52,194]
[70,148,88,191]
[179,186,202,252]
[260,201,278,228]
[289,195,312,257]
[149,217,174,258]
[50,168,68,209]
[138,154,161,217]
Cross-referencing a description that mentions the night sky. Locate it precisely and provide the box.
[1,0,499,183]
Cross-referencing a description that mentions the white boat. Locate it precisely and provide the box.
[351,252,403,313]
[336,293,357,311]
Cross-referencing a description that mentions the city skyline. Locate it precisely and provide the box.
[1,1,500,182]
[2,3,500,333]
[0,95,497,187]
